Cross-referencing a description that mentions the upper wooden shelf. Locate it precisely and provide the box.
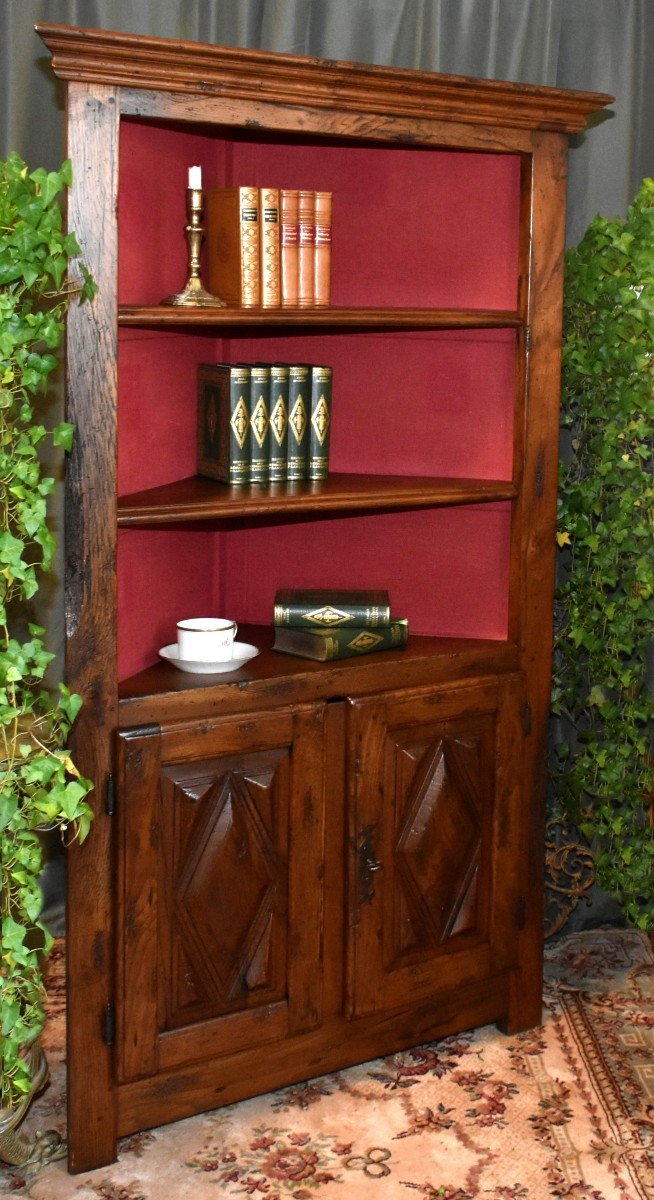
[37,23,612,134]
[117,473,516,526]
[118,306,523,329]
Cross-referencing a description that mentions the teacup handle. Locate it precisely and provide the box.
[233,622,238,638]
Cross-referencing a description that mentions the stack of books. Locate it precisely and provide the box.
[272,589,409,661]
[197,362,332,485]
[204,186,332,308]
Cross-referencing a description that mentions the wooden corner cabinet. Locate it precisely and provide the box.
[37,23,611,1172]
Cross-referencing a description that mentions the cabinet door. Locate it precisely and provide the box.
[346,676,524,1018]
[116,704,327,1083]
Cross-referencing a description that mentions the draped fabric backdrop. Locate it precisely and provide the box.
[1,0,653,924]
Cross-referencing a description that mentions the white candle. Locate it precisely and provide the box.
[188,165,202,189]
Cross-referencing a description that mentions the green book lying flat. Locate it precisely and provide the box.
[273,619,408,661]
[274,588,391,628]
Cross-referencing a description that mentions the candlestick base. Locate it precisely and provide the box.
[163,276,227,307]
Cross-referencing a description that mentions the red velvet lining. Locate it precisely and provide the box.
[117,122,519,680]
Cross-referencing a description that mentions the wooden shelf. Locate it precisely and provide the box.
[118,626,520,726]
[118,305,523,329]
[117,472,517,526]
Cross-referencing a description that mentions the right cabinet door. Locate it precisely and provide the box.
[346,675,525,1019]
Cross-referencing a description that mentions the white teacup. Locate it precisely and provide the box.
[177,617,238,663]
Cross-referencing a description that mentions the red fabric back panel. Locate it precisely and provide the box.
[116,123,518,679]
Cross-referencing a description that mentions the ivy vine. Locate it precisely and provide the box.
[1,153,96,1110]
[552,177,654,928]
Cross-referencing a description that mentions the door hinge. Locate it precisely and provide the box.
[525,325,532,353]
[522,703,532,736]
[357,824,382,906]
[103,1002,116,1046]
[106,773,116,816]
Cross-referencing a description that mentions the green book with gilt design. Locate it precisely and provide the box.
[273,618,408,661]
[197,363,251,485]
[249,363,271,484]
[269,363,290,483]
[274,588,391,628]
[287,363,310,480]
[308,364,333,480]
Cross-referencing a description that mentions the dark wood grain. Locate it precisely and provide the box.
[36,22,613,1172]
[36,23,612,132]
[118,305,522,329]
[64,81,119,1173]
[117,473,517,526]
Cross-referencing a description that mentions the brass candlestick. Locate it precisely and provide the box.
[163,187,226,307]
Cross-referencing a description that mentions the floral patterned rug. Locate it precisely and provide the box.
[2,928,653,1200]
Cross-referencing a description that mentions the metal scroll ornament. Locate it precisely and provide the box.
[544,816,596,938]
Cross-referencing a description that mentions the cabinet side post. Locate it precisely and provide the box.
[506,132,568,1030]
[64,81,119,1171]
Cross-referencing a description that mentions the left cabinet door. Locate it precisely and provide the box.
[115,704,328,1084]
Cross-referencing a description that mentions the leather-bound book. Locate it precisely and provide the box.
[287,363,310,479]
[197,363,251,484]
[259,186,281,307]
[314,191,332,307]
[274,588,391,628]
[205,185,260,307]
[280,188,299,306]
[269,363,290,483]
[308,364,332,480]
[297,190,315,307]
[273,618,408,660]
[249,363,271,483]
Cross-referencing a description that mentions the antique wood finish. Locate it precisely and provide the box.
[37,23,609,131]
[346,677,523,1018]
[117,474,516,526]
[63,82,119,1172]
[36,22,612,1171]
[118,306,522,328]
[503,132,571,1030]
[116,706,328,1086]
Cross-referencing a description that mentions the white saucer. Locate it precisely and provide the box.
[158,642,260,675]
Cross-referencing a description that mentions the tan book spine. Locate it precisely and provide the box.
[297,189,315,307]
[259,186,281,307]
[314,191,332,307]
[205,185,260,307]
[280,188,299,307]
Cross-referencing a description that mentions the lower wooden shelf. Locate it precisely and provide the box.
[118,626,519,726]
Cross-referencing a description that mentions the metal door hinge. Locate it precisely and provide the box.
[106,773,116,816]
[525,325,532,353]
[103,1002,116,1046]
[522,703,532,736]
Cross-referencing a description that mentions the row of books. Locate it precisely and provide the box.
[197,362,333,486]
[272,589,409,661]
[204,186,332,309]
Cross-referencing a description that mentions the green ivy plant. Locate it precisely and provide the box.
[0,152,96,1112]
[552,177,654,929]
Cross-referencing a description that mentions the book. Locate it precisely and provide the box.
[287,363,310,480]
[273,618,408,661]
[314,191,332,307]
[269,363,290,483]
[249,364,271,483]
[204,185,260,307]
[297,189,315,307]
[197,363,251,484]
[274,588,391,628]
[280,188,299,307]
[308,364,333,480]
[259,186,281,307]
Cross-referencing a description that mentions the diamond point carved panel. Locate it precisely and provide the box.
[395,734,483,947]
[175,769,279,1002]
